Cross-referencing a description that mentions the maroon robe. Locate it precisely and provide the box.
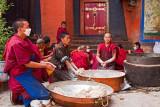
[44,46,49,56]
[92,55,99,70]
[70,49,78,58]
[42,46,49,80]
[135,48,144,53]
[87,51,93,60]
[115,49,128,70]
[56,27,68,44]
[32,44,44,82]
[3,34,39,99]
[98,42,118,70]
[72,51,90,70]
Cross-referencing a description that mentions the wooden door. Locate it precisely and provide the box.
[84,2,106,35]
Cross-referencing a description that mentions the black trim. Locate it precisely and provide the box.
[73,0,80,36]
[34,0,42,35]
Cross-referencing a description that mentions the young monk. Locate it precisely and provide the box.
[50,33,79,82]
[41,36,50,57]
[72,45,90,70]
[3,19,56,107]
[134,42,144,53]
[32,39,45,82]
[50,43,57,54]
[86,45,94,61]
[38,36,51,80]
[56,21,69,44]
[43,43,57,62]
[115,44,128,70]
[96,33,118,70]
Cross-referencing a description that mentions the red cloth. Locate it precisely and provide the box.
[56,27,68,44]
[70,49,78,57]
[115,49,128,70]
[72,51,90,70]
[92,55,99,69]
[44,46,49,56]
[135,48,144,53]
[48,75,54,84]
[3,34,39,98]
[50,50,53,55]
[0,82,2,86]
[32,44,44,82]
[42,46,49,80]
[98,42,119,69]
[87,51,93,60]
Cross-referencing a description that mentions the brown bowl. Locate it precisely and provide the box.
[47,81,113,107]
[78,70,125,92]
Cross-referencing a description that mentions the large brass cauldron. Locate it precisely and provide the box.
[47,81,113,107]
[78,70,125,92]
[124,53,160,87]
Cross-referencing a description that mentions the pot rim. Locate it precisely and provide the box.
[124,60,160,67]
[48,90,113,100]
[46,81,114,99]
[78,70,125,79]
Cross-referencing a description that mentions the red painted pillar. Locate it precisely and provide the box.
[40,0,73,44]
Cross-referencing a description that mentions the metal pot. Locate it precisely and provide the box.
[124,53,160,87]
[78,70,125,92]
[47,81,113,107]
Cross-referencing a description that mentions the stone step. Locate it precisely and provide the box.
[71,39,124,42]
[72,37,124,40]
[70,44,132,49]
[70,36,133,54]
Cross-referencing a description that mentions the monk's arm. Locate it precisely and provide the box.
[42,53,53,59]
[65,60,77,74]
[71,62,78,70]
[96,52,103,63]
[105,50,117,63]
[24,61,55,71]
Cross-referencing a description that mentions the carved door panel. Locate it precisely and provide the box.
[84,2,106,35]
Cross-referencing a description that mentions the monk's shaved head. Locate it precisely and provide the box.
[80,45,86,50]
[104,33,112,44]
[12,18,27,33]
[36,38,45,45]
[104,33,112,38]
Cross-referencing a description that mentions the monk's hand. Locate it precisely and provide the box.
[102,62,108,67]
[101,62,104,67]
[45,62,56,71]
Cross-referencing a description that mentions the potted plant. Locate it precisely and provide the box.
[0,0,14,82]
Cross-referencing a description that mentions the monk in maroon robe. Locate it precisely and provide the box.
[3,19,55,106]
[56,21,69,44]
[32,39,45,82]
[70,47,80,58]
[96,33,118,70]
[86,45,94,61]
[115,45,128,70]
[134,42,144,53]
[38,36,51,80]
[72,45,90,70]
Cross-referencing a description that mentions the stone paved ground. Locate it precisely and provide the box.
[0,82,160,107]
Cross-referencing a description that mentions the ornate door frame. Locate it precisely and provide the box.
[80,0,109,35]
